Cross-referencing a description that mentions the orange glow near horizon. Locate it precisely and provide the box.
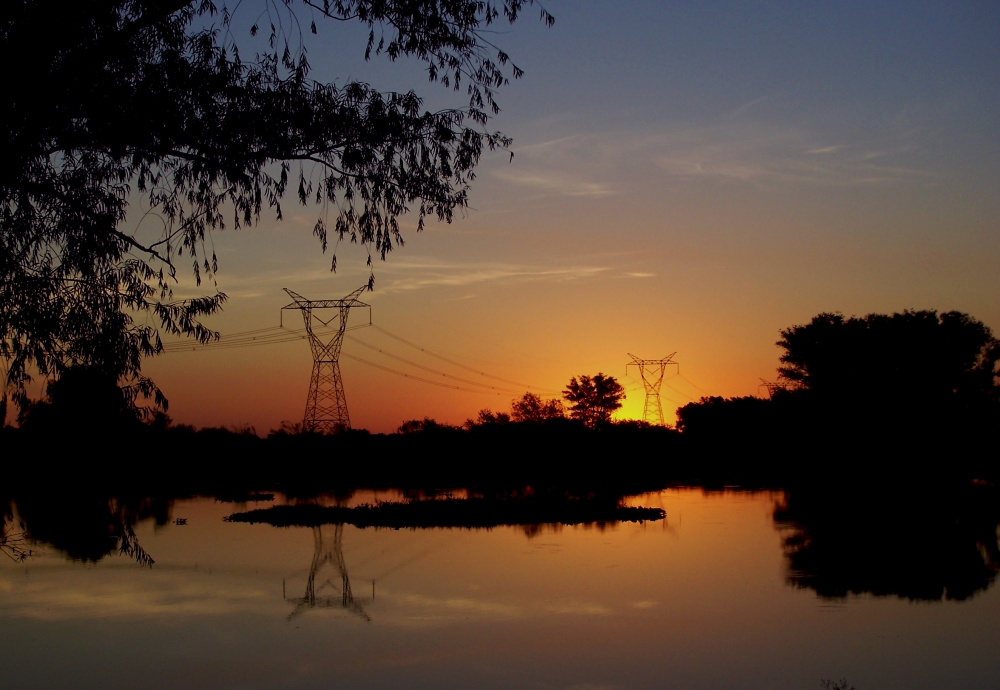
[131,200,999,434]
[9,4,1000,433]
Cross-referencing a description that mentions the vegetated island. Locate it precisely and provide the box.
[225,497,665,530]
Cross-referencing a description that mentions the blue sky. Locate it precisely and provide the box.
[138,0,1000,431]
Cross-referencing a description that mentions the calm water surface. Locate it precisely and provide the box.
[2,489,998,689]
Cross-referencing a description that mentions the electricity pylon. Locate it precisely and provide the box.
[626,353,678,426]
[758,377,792,399]
[282,286,370,433]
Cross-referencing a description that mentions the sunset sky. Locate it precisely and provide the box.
[134,1,1000,433]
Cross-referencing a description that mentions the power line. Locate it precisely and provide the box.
[160,334,303,352]
[341,353,504,395]
[662,380,697,401]
[157,316,560,401]
[369,325,560,395]
[161,327,543,396]
[160,325,369,352]
[677,373,710,396]
[345,335,528,395]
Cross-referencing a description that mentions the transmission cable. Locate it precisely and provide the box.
[344,335,530,395]
[677,373,711,396]
[159,324,369,352]
[340,353,504,395]
[662,381,697,401]
[157,322,558,400]
[369,325,560,394]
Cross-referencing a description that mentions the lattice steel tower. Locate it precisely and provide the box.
[758,377,792,399]
[626,353,678,426]
[282,286,370,433]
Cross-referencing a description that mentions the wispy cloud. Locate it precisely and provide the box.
[805,145,844,155]
[167,255,611,299]
[649,125,932,187]
[494,120,933,198]
[493,133,618,199]
[374,258,609,294]
[493,169,614,198]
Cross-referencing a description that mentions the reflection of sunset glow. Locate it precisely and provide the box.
[4,490,999,689]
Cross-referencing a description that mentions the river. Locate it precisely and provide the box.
[2,488,998,689]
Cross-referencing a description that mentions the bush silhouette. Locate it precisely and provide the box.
[563,373,625,428]
[510,392,564,422]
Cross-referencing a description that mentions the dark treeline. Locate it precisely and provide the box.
[5,404,995,496]
[677,309,1000,474]
[6,309,997,493]
[3,418,687,497]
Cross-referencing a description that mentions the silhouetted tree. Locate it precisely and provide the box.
[398,417,457,434]
[510,392,564,422]
[777,310,1000,434]
[462,408,511,428]
[1,0,554,412]
[563,373,625,428]
[675,395,776,438]
[20,365,143,431]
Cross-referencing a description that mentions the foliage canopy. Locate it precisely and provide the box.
[777,310,1000,423]
[562,373,625,428]
[510,391,564,422]
[1,0,553,415]
[675,310,1000,458]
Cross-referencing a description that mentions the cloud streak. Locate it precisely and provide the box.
[649,125,932,187]
[373,258,610,294]
[186,257,611,298]
[495,120,933,199]
[492,170,615,198]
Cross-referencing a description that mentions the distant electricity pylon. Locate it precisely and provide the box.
[758,377,792,399]
[626,353,678,426]
[282,286,370,433]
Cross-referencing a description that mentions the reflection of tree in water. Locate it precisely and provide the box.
[1,511,32,562]
[775,485,1000,601]
[286,524,370,622]
[3,494,166,567]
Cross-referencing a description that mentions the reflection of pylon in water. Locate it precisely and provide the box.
[282,286,371,433]
[626,353,678,426]
[285,524,370,622]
